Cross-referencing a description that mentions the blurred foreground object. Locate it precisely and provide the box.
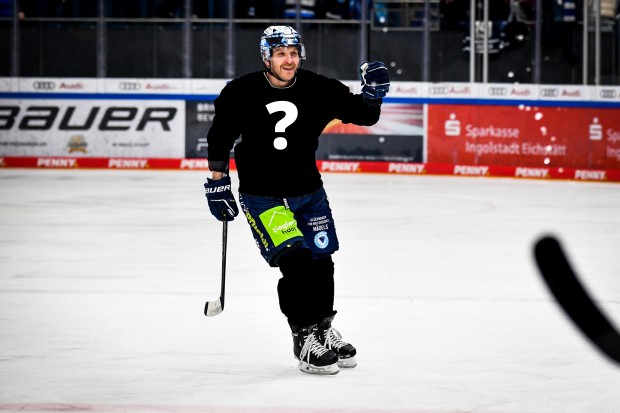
[534,236,620,366]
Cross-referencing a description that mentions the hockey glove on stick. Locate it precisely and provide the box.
[204,176,239,222]
[359,61,390,106]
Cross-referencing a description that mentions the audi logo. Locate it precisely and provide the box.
[32,81,56,91]
[428,87,447,95]
[489,87,507,96]
[119,82,142,91]
[600,89,617,99]
[540,89,559,98]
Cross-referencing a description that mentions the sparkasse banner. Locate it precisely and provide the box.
[0,99,185,158]
[427,104,620,170]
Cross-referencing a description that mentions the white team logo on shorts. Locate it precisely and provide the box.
[314,231,329,249]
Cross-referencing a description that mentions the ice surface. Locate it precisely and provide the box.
[0,169,619,413]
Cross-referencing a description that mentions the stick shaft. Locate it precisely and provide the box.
[204,218,228,317]
[220,219,227,309]
[535,236,620,365]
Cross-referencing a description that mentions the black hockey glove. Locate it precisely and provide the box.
[359,61,390,106]
[204,176,239,222]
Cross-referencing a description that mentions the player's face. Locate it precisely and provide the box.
[267,46,300,85]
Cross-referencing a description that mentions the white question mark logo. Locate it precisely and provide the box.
[266,101,298,150]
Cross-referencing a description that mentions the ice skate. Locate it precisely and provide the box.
[292,325,339,375]
[317,315,357,368]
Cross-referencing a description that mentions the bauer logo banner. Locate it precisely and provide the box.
[0,99,185,158]
[427,104,620,169]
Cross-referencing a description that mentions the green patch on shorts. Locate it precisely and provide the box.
[259,206,303,247]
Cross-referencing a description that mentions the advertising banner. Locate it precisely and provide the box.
[185,100,215,158]
[427,104,620,169]
[2,78,620,182]
[318,103,425,162]
[184,101,425,163]
[0,99,185,158]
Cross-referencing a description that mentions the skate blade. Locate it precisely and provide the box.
[337,356,357,368]
[298,360,339,375]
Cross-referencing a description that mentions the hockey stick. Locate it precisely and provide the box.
[534,235,620,366]
[204,217,228,317]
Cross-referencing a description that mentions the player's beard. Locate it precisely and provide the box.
[266,61,298,86]
[274,62,297,81]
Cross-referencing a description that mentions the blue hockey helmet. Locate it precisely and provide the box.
[260,26,306,62]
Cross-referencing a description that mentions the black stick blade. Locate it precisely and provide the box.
[534,236,620,365]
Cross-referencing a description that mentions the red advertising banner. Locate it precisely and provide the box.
[3,157,620,182]
[427,104,620,170]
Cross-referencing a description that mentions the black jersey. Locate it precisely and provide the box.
[207,69,381,197]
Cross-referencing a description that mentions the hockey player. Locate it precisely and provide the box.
[204,25,389,375]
